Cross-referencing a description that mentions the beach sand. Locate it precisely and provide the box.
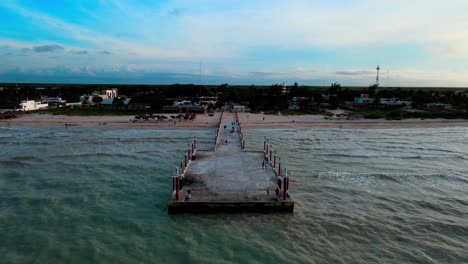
[0,113,220,129]
[238,113,468,129]
[1,112,467,129]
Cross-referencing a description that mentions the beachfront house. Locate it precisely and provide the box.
[343,94,375,109]
[163,99,207,113]
[379,98,413,108]
[80,88,119,105]
[288,97,301,110]
[19,100,49,111]
[425,103,453,109]
[231,104,246,112]
[42,96,66,106]
[100,97,132,105]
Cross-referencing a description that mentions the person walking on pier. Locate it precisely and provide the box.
[184,189,192,201]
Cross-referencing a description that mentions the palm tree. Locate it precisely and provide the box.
[329,82,341,94]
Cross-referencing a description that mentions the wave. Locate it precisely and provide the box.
[318,171,468,187]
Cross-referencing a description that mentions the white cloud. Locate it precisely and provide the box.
[1,0,468,85]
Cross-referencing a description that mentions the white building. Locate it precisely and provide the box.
[80,88,119,104]
[42,96,66,105]
[101,88,118,99]
[232,104,246,112]
[19,100,49,111]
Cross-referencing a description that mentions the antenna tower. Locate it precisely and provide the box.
[376,65,380,86]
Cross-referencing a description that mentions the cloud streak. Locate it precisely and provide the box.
[73,50,88,55]
[33,44,64,53]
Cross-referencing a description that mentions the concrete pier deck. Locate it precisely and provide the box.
[168,112,294,214]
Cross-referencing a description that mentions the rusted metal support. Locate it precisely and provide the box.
[283,177,287,200]
[175,177,180,200]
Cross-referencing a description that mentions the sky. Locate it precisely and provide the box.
[1,0,468,86]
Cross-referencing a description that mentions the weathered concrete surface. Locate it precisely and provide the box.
[169,112,294,213]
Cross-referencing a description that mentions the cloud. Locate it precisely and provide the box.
[115,32,141,39]
[32,44,64,53]
[336,71,374,76]
[1,1,468,86]
[73,50,88,55]
[168,8,185,16]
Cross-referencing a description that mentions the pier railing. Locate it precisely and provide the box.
[172,110,224,200]
[234,111,245,149]
[214,111,224,151]
[172,138,198,200]
[170,111,291,202]
[263,138,291,200]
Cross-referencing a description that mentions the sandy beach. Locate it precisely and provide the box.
[0,113,220,129]
[238,113,468,129]
[1,112,467,129]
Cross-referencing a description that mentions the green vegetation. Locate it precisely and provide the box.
[1,82,467,119]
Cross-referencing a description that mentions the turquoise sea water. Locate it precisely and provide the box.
[1,126,468,263]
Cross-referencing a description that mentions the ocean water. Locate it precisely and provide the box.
[0,126,467,263]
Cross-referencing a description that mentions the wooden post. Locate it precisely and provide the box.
[264,141,266,151]
[278,162,281,176]
[184,153,187,167]
[283,177,287,200]
[173,168,177,192]
[175,177,180,200]
[194,139,197,150]
[274,156,276,168]
[269,148,272,161]
[242,139,245,149]
[191,142,194,154]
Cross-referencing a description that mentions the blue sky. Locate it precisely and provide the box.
[1,0,468,86]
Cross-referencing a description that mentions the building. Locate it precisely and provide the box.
[354,94,375,104]
[379,98,413,108]
[232,104,246,112]
[80,88,119,104]
[100,98,131,105]
[288,97,308,110]
[425,103,452,109]
[19,100,49,111]
[163,105,207,113]
[42,96,66,106]
[343,94,375,109]
[101,88,118,99]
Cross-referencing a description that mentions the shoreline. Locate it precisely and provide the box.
[1,113,467,129]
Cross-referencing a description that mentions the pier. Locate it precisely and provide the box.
[168,111,294,214]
